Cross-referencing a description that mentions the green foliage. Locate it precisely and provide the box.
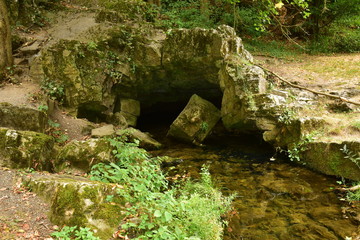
[340,144,360,170]
[38,104,48,113]
[287,133,316,162]
[51,226,100,240]
[90,138,232,240]
[307,14,360,53]
[41,79,65,103]
[278,107,297,125]
[243,38,304,59]
[158,0,216,29]
[346,185,360,202]
[47,120,69,144]
[200,122,209,132]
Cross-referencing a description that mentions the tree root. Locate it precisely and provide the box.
[257,64,360,106]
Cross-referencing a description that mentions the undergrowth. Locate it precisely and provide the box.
[90,137,233,240]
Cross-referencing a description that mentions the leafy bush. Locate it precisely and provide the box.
[90,138,233,240]
[51,226,100,240]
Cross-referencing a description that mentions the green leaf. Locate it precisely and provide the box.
[164,211,172,222]
[154,209,162,217]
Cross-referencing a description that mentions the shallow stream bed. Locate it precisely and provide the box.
[152,135,360,240]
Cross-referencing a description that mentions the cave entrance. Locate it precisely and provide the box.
[137,95,223,139]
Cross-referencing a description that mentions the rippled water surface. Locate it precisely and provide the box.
[152,135,359,240]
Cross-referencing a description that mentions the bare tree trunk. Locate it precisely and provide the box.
[0,0,12,78]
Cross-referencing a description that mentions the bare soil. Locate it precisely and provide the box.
[0,168,54,240]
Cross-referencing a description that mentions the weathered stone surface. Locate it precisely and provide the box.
[0,102,47,133]
[22,173,124,239]
[106,112,129,128]
[116,127,162,150]
[119,111,137,127]
[0,128,54,170]
[263,117,325,147]
[302,141,360,181]
[91,124,115,138]
[167,94,221,144]
[120,98,140,116]
[56,138,113,173]
[37,40,115,114]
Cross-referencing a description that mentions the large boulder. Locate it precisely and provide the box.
[22,173,125,240]
[56,138,113,173]
[302,141,360,181]
[0,102,47,133]
[167,94,221,144]
[0,128,54,170]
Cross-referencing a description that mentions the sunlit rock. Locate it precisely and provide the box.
[0,128,54,170]
[56,138,113,173]
[116,127,162,150]
[22,173,124,240]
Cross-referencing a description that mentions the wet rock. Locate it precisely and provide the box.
[116,127,162,150]
[56,138,113,173]
[22,173,124,240]
[0,102,47,133]
[91,124,115,138]
[302,141,360,181]
[0,128,54,171]
[167,94,221,144]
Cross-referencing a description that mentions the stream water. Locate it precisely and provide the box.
[150,134,359,240]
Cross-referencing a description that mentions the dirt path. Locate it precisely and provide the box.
[0,168,54,240]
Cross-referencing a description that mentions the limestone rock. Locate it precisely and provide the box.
[167,94,221,144]
[120,98,140,117]
[0,128,54,170]
[116,127,162,150]
[0,102,47,133]
[119,111,137,127]
[91,124,115,138]
[56,138,113,173]
[263,117,325,147]
[22,173,124,240]
[302,141,360,181]
[106,112,128,129]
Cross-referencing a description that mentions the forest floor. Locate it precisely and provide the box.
[0,4,359,239]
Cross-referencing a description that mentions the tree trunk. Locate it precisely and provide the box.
[0,0,12,78]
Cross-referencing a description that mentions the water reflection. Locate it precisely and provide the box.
[153,135,359,240]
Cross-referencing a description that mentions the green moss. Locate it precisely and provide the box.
[93,202,123,227]
[50,184,87,226]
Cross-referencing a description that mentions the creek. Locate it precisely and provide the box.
[143,121,359,240]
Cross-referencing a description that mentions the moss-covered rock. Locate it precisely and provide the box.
[22,173,125,239]
[116,127,162,150]
[167,94,221,144]
[302,141,360,180]
[0,102,47,133]
[56,138,113,173]
[0,128,54,170]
